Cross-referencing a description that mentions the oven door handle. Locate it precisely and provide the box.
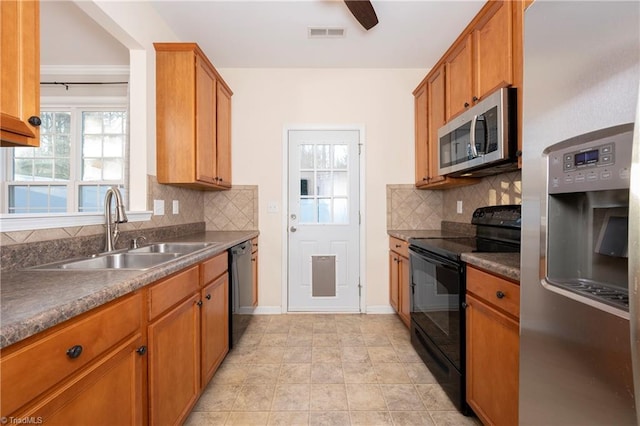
[409,248,460,272]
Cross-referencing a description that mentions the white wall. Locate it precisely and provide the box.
[219,68,424,311]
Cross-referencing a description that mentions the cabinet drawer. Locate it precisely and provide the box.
[148,266,199,321]
[389,237,409,258]
[201,251,228,285]
[1,292,141,416]
[466,266,520,319]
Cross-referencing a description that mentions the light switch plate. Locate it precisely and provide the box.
[154,199,165,216]
[456,200,463,214]
[173,200,179,215]
[267,201,279,213]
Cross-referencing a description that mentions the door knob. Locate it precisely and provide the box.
[290,226,297,232]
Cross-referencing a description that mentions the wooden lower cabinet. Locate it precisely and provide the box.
[148,293,201,426]
[466,266,519,426]
[201,273,229,385]
[389,237,410,327]
[17,334,144,425]
[251,238,259,307]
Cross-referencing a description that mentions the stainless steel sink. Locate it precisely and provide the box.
[31,253,182,271]
[129,242,216,254]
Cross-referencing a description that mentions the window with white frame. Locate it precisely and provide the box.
[2,106,128,214]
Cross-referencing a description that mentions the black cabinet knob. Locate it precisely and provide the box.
[66,345,83,359]
[206,294,212,300]
[472,96,479,102]
[28,116,42,127]
[516,150,523,157]
[464,102,470,108]
[461,302,468,309]
[496,291,505,299]
[196,300,203,307]
[136,346,147,356]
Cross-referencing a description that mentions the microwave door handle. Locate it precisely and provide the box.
[469,115,479,158]
[477,115,488,155]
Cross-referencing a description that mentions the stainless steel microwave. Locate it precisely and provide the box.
[437,87,518,177]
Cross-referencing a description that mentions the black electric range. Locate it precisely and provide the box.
[407,205,521,416]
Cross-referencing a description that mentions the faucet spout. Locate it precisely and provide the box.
[104,186,128,252]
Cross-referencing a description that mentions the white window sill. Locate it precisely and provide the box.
[0,211,153,233]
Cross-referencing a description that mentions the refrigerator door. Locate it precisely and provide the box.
[520,2,639,425]
[631,86,640,426]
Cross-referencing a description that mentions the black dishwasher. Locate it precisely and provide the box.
[229,241,253,347]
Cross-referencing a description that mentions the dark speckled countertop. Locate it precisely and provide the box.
[388,230,520,282]
[0,231,258,349]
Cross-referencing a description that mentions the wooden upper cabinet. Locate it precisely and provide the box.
[155,43,233,190]
[414,83,429,187]
[445,35,473,120]
[216,83,232,188]
[474,0,513,101]
[426,66,446,185]
[1,0,40,147]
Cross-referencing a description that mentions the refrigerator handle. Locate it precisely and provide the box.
[629,94,640,426]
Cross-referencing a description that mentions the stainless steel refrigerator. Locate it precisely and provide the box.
[520,1,640,424]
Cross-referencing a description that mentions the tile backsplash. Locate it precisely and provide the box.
[204,186,258,231]
[386,184,443,230]
[387,170,521,229]
[442,171,521,223]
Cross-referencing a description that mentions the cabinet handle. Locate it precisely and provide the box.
[464,102,470,108]
[28,116,42,127]
[66,344,83,359]
[136,346,147,356]
[461,302,468,309]
[496,291,505,299]
[395,244,401,248]
[196,300,203,307]
[206,294,212,300]
[251,258,256,262]
[472,96,479,102]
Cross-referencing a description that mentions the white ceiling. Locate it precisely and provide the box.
[41,0,486,69]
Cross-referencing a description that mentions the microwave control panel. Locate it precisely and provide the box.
[546,127,633,194]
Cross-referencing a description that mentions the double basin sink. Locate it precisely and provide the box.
[31,242,219,271]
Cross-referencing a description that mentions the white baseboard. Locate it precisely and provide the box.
[365,305,397,314]
[246,306,283,315]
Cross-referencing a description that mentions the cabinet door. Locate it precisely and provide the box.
[389,252,399,312]
[201,273,229,386]
[446,34,473,120]
[148,293,200,426]
[216,83,232,187]
[398,255,411,327]
[414,83,430,187]
[0,0,40,147]
[18,335,144,425]
[426,66,446,184]
[195,56,217,184]
[466,293,519,426]
[473,0,513,101]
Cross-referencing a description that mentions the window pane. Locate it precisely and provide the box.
[55,159,70,180]
[14,159,33,180]
[103,135,123,157]
[33,159,54,180]
[79,185,108,212]
[317,171,331,196]
[333,145,348,169]
[300,171,314,196]
[300,144,314,169]
[55,135,70,156]
[49,186,68,211]
[103,112,125,134]
[316,145,331,169]
[36,135,54,157]
[318,198,331,223]
[300,198,316,223]
[8,186,28,210]
[83,112,103,134]
[55,112,71,133]
[333,198,348,224]
[83,135,103,157]
[103,159,123,180]
[41,112,55,131]
[14,147,34,158]
[83,159,103,181]
[333,171,348,196]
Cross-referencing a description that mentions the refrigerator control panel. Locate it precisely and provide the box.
[546,126,633,194]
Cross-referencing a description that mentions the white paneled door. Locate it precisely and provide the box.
[287,129,360,312]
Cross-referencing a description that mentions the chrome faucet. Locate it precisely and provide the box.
[104,186,128,252]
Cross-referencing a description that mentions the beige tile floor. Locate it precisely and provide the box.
[185,314,480,426]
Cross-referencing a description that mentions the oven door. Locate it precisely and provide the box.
[409,246,464,370]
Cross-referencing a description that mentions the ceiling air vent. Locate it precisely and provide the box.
[308,27,346,38]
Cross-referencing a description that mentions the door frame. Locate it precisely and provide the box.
[281,124,366,314]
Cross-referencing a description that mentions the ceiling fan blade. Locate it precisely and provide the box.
[344,0,378,30]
